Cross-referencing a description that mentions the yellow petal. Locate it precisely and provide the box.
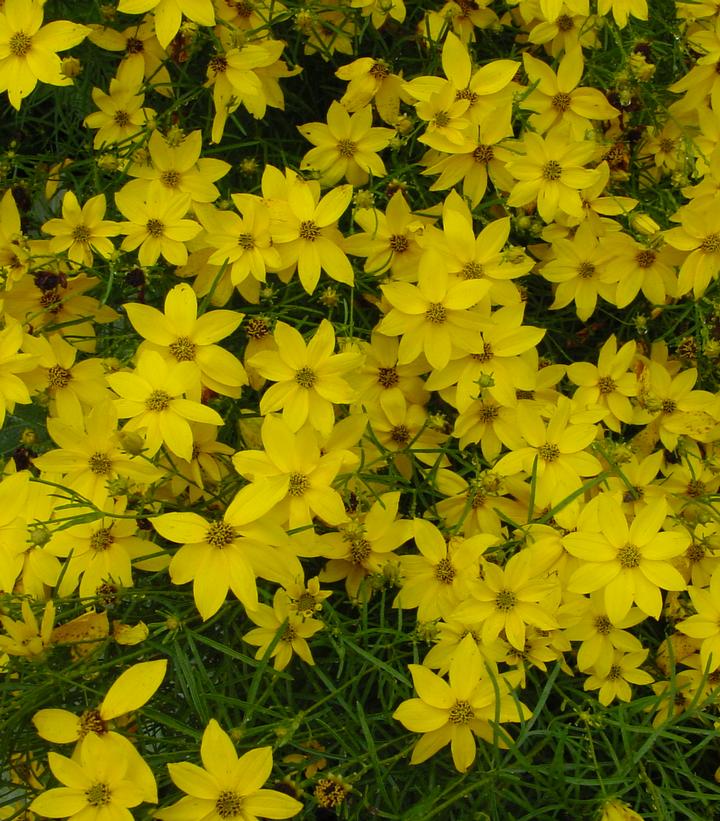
[100,659,167,719]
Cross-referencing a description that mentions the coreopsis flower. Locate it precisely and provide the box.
[0,600,54,658]
[392,635,530,772]
[196,195,281,288]
[541,221,617,321]
[299,101,395,186]
[564,495,689,623]
[116,189,201,266]
[123,129,230,205]
[0,0,89,110]
[84,59,156,150]
[32,660,166,800]
[493,396,602,511]
[453,551,560,650]
[0,471,31,594]
[377,251,490,371]
[344,190,428,279]
[599,233,678,307]
[42,193,120,267]
[677,568,720,672]
[567,336,638,432]
[526,4,600,57]
[125,283,246,399]
[117,0,215,49]
[0,188,31,286]
[32,401,163,507]
[205,39,287,143]
[415,84,472,153]
[319,491,413,599]
[87,19,171,96]
[665,200,720,298]
[394,520,496,621]
[30,734,149,820]
[231,415,351,530]
[107,350,224,461]
[506,130,601,223]
[521,46,619,139]
[0,319,37,427]
[597,0,648,27]
[272,181,354,294]
[452,389,524,458]
[243,588,324,671]
[22,333,108,424]
[249,319,361,436]
[600,799,646,821]
[47,501,168,598]
[335,57,407,124]
[583,648,653,705]
[152,510,301,620]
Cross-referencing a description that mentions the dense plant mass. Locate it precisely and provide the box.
[3,0,720,818]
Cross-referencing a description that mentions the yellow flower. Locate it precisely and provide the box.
[0,599,54,659]
[249,319,361,436]
[521,46,619,139]
[83,59,156,150]
[30,734,149,820]
[0,0,89,110]
[394,519,496,621]
[677,567,720,672]
[600,798,646,821]
[506,129,601,223]
[272,181,354,294]
[665,199,720,298]
[583,648,653,705]
[42,193,120,267]
[378,251,490,371]
[336,57,408,124]
[124,129,230,205]
[564,495,689,623]
[597,0,648,27]
[243,589,324,671]
[152,510,301,620]
[231,415,351,530]
[0,319,37,427]
[299,101,395,186]
[107,350,224,461]
[117,0,215,50]
[125,283,246,399]
[600,233,678,307]
[157,719,302,820]
[392,634,530,772]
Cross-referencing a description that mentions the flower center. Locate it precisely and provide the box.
[661,398,677,414]
[390,424,410,444]
[471,341,493,362]
[659,138,675,154]
[85,783,111,807]
[449,699,474,725]
[687,479,706,498]
[245,317,269,338]
[477,402,499,422]
[113,110,130,127]
[685,542,705,563]
[542,160,562,181]
[299,220,320,241]
[206,521,236,547]
[48,365,72,390]
[617,543,641,569]
[79,708,108,738]
[89,452,113,476]
[538,443,560,462]
[434,556,456,584]
[598,375,616,394]
[455,88,479,104]
[701,233,720,253]
[295,366,317,388]
[145,389,171,411]
[337,138,357,158]
[593,615,612,635]
[237,232,255,250]
[160,170,181,189]
[495,589,517,612]
[578,261,595,278]
[210,55,228,74]
[71,225,92,242]
[434,111,451,128]
[169,336,196,362]
[216,790,243,818]
[473,144,494,164]
[90,528,114,552]
[377,366,399,388]
[349,536,371,563]
[607,663,622,680]
[470,489,486,509]
[389,233,409,253]
[425,302,447,324]
[288,472,310,496]
[370,60,390,78]
[552,92,572,112]
[636,249,656,268]
[557,14,574,31]
[462,260,485,279]
[146,218,164,238]
[126,36,144,54]
[9,32,32,57]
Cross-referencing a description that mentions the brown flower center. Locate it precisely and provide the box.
[377,366,399,388]
[10,32,32,57]
[434,556,456,584]
[542,160,562,181]
[216,790,243,818]
[538,443,560,462]
[617,543,641,569]
[295,366,317,388]
[145,389,171,411]
[337,138,357,158]
[389,233,409,253]
[288,472,310,496]
[48,365,72,390]
[146,218,164,238]
[495,589,517,612]
[169,336,196,362]
[85,783,111,807]
[425,302,447,324]
[449,699,474,725]
[89,452,113,476]
[552,92,572,111]
[160,170,181,189]
[299,220,320,241]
